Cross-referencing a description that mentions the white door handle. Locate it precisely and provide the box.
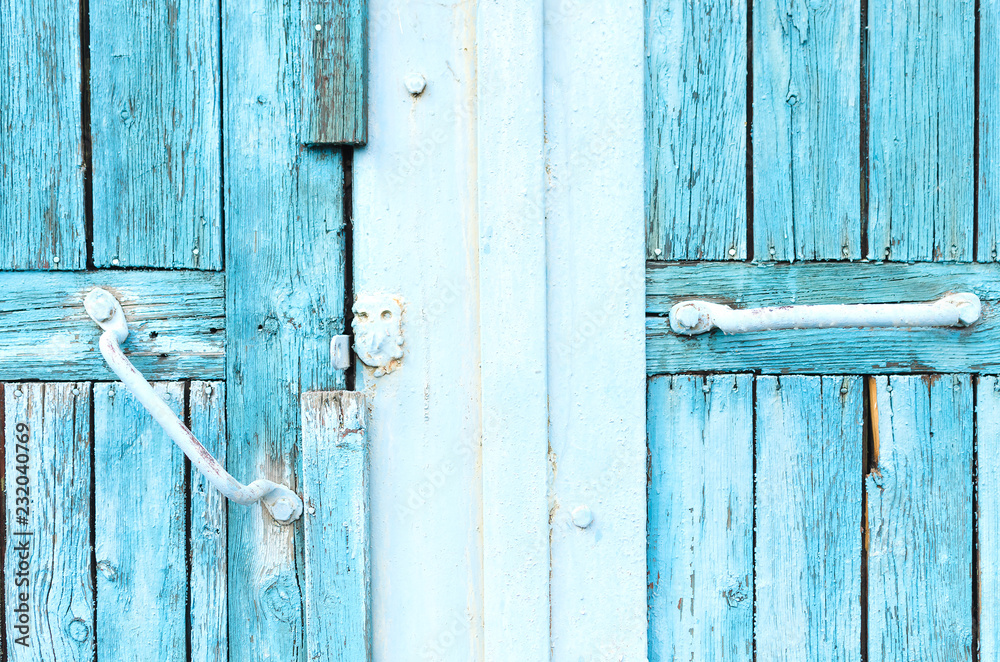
[84,288,303,524]
[669,293,981,336]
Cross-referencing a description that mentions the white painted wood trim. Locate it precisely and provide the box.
[544,2,648,659]
[477,1,551,659]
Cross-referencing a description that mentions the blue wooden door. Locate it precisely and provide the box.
[1,0,366,658]
[645,0,998,659]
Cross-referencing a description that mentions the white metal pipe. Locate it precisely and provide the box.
[84,288,302,524]
[669,293,981,336]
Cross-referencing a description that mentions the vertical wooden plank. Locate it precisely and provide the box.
[223,0,346,654]
[0,0,85,270]
[867,375,972,659]
[647,375,753,662]
[353,1,484,659]
[867,0,975,261]
[301,391,370,661]
[545,1,647,658]
[301,0,368,145]
[981,0,1000,261]
[978,376,1000,658]
[4,383,93,660]
[189,381,227,662]
[478,1,549,658]
[646,0,747,260]
[90,0,222,269]
[755,375,862,660]
[753,0,860,261]
[94,382,186,660]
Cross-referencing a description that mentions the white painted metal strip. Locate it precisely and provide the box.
[477,0,550,658]
[544,1,648,658]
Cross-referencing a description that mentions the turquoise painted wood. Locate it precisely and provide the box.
[223,0,347,655]
[0,0,86,270]
[752,0,860,261]
[978,376,1000,659]
[983,0,1000,261]
[94,382,186,660]
[89,0,222,269]
[301,0,368,145]
[301,391,370,661]
[4,383,94,660]
[647,375,753,661]
[867,0,975,262]
[866,376,972,660]
[189,382,228,662]
[755,376,862,660]
[0,271,224,381]
[645,0,746,260]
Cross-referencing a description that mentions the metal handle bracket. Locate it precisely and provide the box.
[84,288,303,524]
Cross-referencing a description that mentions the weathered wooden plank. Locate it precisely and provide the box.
[353,1,484,657]
[978,375,1000,659]
[867,0,975,261]
[478,1,550,658]
[867,375,972,660]
[224,0,346,654]
[301,391,370,661]
[90,0,222,269]
[647,261,1000,314]
[95,382,186,660]
[189,381,227,662]
[0,0,85,269]
[646,0,747,260]
[756,376,862,660]
[752,0,860,261]
[4,383,93,660]
[647,375,753,662]
[545,1,648,657]
[301,0,368,145]
[982,0,1000,261]
[647,315,1000,374]
[0,271,224,381]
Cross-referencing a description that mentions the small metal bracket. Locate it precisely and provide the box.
[352,294,404,377]
[331,335,351,371]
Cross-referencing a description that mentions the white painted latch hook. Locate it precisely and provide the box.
[669,293,981,336]
[84,288,303,524]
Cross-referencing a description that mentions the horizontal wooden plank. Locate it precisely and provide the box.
[0,271,224,381]
[647,261,1000,314]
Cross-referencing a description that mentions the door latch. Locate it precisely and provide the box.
[669,293,981,336]
[84,288,303,524]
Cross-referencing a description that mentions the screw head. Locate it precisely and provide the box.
[404,73,427,96]
[571,505,593,529]
[674,304,702,329]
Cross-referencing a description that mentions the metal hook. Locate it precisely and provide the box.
[84,288,302,524]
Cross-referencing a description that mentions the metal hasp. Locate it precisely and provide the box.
[83,288,303,524]
[352,293,404,376]
[670,293,982,336]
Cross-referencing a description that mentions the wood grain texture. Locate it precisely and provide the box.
[755,376,862,661]
[0,271,224,381]
[223,0,346,655]
[94,382,186,661]
[89,0,222,269]
[301,391,370,661]
[189,381,227,662]
[645,261,1000,374]
[978,376,1000,659]
[302,0,368,145]
[646,261,1000,314]
[647,375,753,662]
[867,0,974,261]
[752,0,860,261]
[982,0,1000,261]
[646,0,746,260]
[0,0,85,269]
[4,383,93,660]
[867,375,972,660]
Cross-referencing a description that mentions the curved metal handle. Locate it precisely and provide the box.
[670,293,982,336]
[84,288,303,524]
